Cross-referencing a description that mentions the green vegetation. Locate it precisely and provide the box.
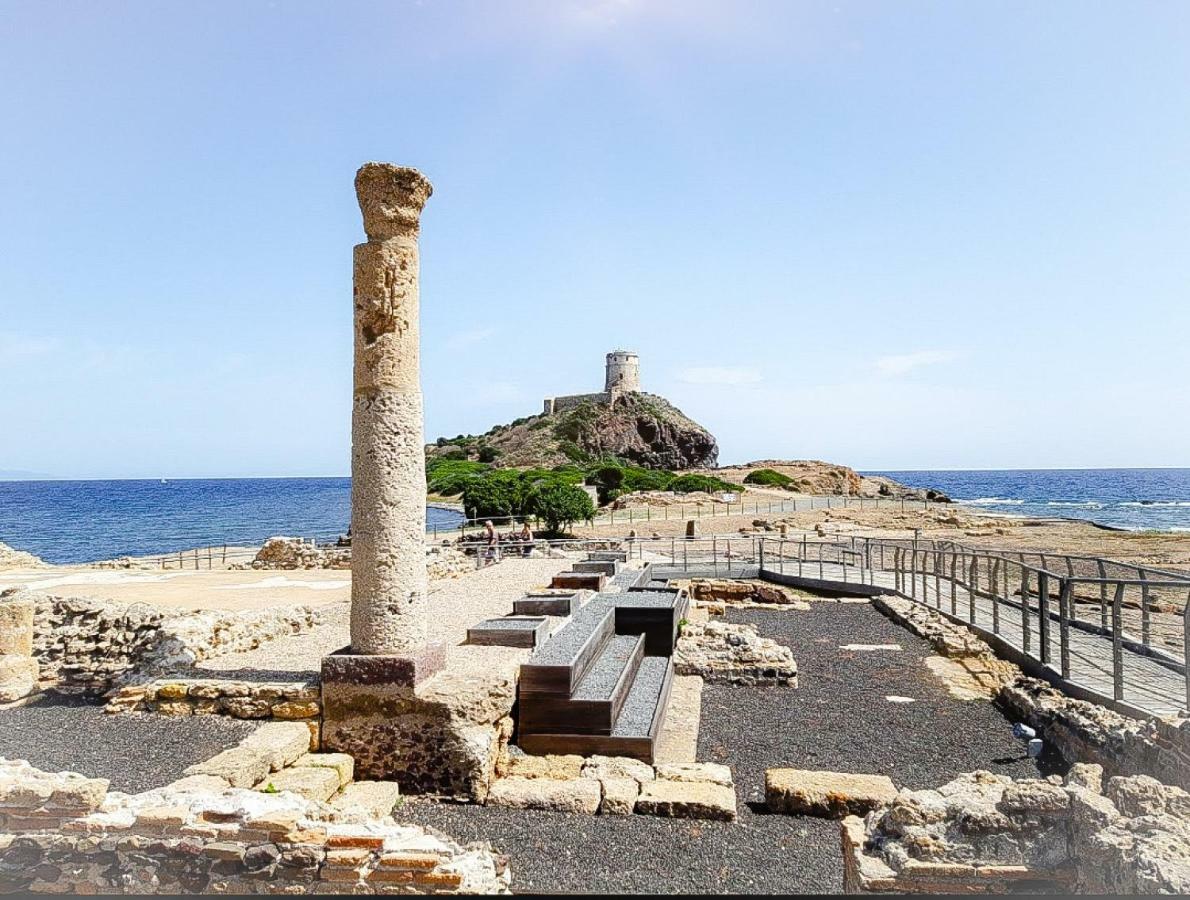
[426,458,490,496]
[531,483,596,534]
[667,473,741,495]
[743,468,794,489]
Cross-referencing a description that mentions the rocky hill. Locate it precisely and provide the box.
[700,460,949,501]
[428,392,718,470]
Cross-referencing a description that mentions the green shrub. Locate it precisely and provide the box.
[530,483,595,534]
[743,468,793,488]
[667,474,740,495]
[477,445,500,463]
[461,469,528,519]
[426,458,490,496]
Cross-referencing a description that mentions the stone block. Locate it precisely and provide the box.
[185,747,272,789]
[0,655,38,702]
[654,762,733,788]
[581,755,655,784]
[0,597,35,656]
[504,754,585,781]
[765,768,898,818]
[599,778,640,815]
[154,682,190,701]
[241,722,313,771]
[255,767,341,802]
[486,777,601,814]
[635,779,737,821]
[293,753,355,786]
[330,782,403,820]
[272,700,321,720]
[166,774,231,793]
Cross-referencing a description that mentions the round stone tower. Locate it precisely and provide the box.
[604,350,640,395]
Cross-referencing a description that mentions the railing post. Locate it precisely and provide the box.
[1184,589,1190,716]
[1021,570,1031,655]
[969,555,978,624]
[949,552,957,614]
[1058,579,1072,679]
[1038,571,1051,665]
[759,538,765,573]
[1097,559,1108,629]
[991,557,1001,634]
[1112,582,1125,702]
[1139,571,1151,647]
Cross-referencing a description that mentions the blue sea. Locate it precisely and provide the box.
[868,469,1190,533]
[0,478,464,565]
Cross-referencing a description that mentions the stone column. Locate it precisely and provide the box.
[0,593,38,702]
[349,162,432,655]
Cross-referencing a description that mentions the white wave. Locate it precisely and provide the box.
[1047,501,1104,508]
[1119,501,1190,507]
[956,497,1025,505]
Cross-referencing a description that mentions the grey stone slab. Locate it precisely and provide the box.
[467,617,548,648]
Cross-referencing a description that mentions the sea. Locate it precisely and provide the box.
[868,468,1190,534]
[1,470,1187,566]
[0,478,464,565]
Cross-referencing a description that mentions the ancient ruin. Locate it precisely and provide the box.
[542,349,641,415]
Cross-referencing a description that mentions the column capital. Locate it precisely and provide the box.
[355,163,433,240]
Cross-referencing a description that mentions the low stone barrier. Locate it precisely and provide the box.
[11,589,321,695]
[0,755,510,894]
[673,620,797,686]
[105,677,322,737]
[486,754,737,821]
[842,765,1190,894]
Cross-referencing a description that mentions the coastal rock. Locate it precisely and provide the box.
[0,542,48,570]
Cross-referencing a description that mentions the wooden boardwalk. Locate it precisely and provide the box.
[769,559,1187,719]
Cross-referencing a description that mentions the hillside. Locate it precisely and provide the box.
[698,460,950,501]
[428,392,718,470]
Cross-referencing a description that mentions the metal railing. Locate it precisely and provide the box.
[756,534,1190,719]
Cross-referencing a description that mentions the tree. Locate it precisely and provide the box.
[531,483,596,534]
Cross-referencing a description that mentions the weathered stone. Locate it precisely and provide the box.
[292,753,354,787]
[599,778,640,815]
[166,774,231,793]
[0,595,35,656]
[486,777,601,814]
[654,762,733,788]
[240,722,312,772]
[635,779,737,821]
[184,747,271,790]
[765,768,897,818]
[674,621,797,686]
[330,782,403,820]
[580,755,655,784]
[254,767,340,803]
[504,754,584,781]
[0,655,38,702]
[1065,763,1104,794]
[271,700,320,720]
[349,163,433,656]
[154,682,190,701]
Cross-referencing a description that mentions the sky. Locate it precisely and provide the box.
[1,0,1188,479]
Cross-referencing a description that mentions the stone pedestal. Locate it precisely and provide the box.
[0,596,38,702]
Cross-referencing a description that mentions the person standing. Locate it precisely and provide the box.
[483,519,498,566]
[519,520,534,557]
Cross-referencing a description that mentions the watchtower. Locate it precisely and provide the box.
[604,350,640,395]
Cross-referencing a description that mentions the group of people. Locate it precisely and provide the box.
[480,519,534,564]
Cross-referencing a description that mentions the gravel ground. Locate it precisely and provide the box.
[403,601,1056,894]
[0,695,256,793]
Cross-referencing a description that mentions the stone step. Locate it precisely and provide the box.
[518,634,644,735]
[512,592,582,617]
[519,603,615,697]
[254,765,341,802]
[613,591,689,655]
[466,616,549,648]
[292,752,354,787]
[587,550,628,563]
[572,560,621,576]
[329,781,403,819]
[520,657,673,764]
[610,564,653,591]
[551,572,607,591]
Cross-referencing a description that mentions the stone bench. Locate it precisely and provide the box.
[466,617,549,649]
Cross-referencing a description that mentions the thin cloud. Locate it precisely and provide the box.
[874,350,958,377]
[0,332,60,363]
[677,366,762,386]
[445,327,496,351]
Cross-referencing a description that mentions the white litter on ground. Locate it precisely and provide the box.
[885,695,917,703]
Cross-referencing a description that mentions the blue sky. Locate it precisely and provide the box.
[1,1,1187,478]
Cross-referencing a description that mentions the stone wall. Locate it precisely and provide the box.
[0,757,509,894]
[842,765,1190,894]
[11,589,321,695]
[674,620,798,686]
[542,392,609,416]
[238,540,472,581]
